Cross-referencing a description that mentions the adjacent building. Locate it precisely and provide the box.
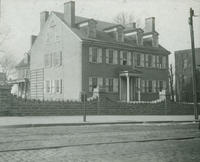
[175,48,200,102]
[10,52,30,98]
[0,72,7,85]
[30,1,170,102]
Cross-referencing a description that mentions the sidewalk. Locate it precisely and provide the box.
[0,115,199,128]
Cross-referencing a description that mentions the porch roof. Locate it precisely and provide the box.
[8,78,28,84]
[120,69,142,77]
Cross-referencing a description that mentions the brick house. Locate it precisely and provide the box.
[30,1,170,102]
[175,48,200,102]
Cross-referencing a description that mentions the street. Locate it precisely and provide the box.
[0,123,200,162]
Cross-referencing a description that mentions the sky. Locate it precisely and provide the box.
[0,0,200,65]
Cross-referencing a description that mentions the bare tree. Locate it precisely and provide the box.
[113,12,141,27]
[169,64,175,102]
[0,54,17,79]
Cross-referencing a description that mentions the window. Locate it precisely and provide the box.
[105,78,118,92]
[156,56,163,68]
[89,77,97,92]
[55,80,60,93]
[89,77,103,92]
[45,80,50,93]
[146,55,152,67]
[120,51,127,65]
[136,54,141,66]
[108,78,113,92]
[89,47,102,63]
[158,80,163,92]
[44,54,52,68]
[148,80,153,93]
[106,49,118,64]
[53,52,62,67]
[136,53,144,67]
[113,78,118,92]
[152,55,156,68]
[53,79,62,94]
[183,59,187,69]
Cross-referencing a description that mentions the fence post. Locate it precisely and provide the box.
[81,91,87,122]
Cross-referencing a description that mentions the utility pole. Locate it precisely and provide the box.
[188,8,198,120]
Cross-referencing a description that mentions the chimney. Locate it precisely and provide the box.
[30,35,37,47]
[144,17,155,33]
[132,22,136,29]
[40,11,49,31]
[64,1,75,27]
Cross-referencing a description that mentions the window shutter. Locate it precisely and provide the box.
[141,54,144,67]
[50,53,52,67]
[89,47,92,62]
[145,54,148,67]
[113,78,118,92]
[97,48,102,63]
[106,49,109,64]
[156,56,159,68]
[152,80,156,92]
[141,80,145,93]
[105,78,109,92]
[132,53,136,67]
[52,80,55,94]
[60,51,62,66]
[163,80,167,90]
[127,52,131,65]
[113,50,118,64]
[50,80,52,93]
[60,79,62,94]
[44,81,46,93]
[146,80,149,92]
[162,56,166,68]
[152,55,156,68]
[89,77,93,92]
[120,51,123,65]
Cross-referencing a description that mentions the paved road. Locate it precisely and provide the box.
[0,123,200,162]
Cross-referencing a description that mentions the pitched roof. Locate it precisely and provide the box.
[52,12,170,54]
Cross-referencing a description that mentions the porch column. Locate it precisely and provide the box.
[127,75,130,102]
[138,77,141,101]
[119,77,121,100]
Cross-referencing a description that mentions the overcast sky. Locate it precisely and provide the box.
[0,0,200,64]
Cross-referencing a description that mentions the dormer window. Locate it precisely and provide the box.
[78,19,97,38]
[103,25,124,42]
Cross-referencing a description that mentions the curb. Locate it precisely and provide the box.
[0,120,198,128]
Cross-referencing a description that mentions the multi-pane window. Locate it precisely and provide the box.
[120,51,127,65]
[156,80,167,92]
[148,80,153,93]
[45,52,62,68]
[89,77,118,93]
[105,78,118,92]
[141,80,157,93]
[146,55,152,67]
[44,54,52,67]
[89,47,102,63]
[136,53,144,67]
[120,51,131,65]
[45,80,62,94]
[156,56,167,69]
[106,49,118,64]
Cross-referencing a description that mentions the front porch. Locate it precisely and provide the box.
[119,70,142,102]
